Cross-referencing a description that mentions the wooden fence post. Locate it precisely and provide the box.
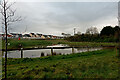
[72,47,74,53]
[87,46,89,52]
[21,48,23,58]
[51,48,53,55]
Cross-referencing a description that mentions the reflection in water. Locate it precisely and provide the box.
[2,44,103,58]
[47,44,68,47]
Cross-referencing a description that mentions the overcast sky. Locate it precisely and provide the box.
[0,1,118,36]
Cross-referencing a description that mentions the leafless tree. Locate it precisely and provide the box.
[0,0,22,79]
[77,31,81,35]
[86,27,99,35]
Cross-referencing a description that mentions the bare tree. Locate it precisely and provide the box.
[86,27,99,35]
[0,0,21,79]
[77,31,81,35]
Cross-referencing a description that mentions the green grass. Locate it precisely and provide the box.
[59,41,118,47]
[2,49,119,79]
[2,39,53,49]
[2,39,118,49]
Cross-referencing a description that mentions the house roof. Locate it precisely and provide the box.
[48,35,53,37]
[22,32,30,35]
[37,34,42,36]
[10,33,18,35]
[43,35,48,37]
[23,34,31,37]
[30,33,35,35]
[53,36,57,37]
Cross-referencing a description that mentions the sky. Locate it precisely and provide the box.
[9,0,119,2]
[0,1,119,36]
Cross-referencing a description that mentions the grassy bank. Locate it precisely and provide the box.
[2,39,118,49]
[2,39,53,49]
[58,41,118,47]
[2,49,119,79]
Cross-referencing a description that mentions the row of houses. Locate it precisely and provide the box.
[0,33,63,39]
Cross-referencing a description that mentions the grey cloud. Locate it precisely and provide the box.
[2,2,118,36]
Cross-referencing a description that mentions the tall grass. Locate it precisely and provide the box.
[2,49,119,79]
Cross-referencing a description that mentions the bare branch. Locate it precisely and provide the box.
[6,9,16,19]
[0,0,22,27]
[5,2,15,11]
[0,2,5,9]
[7,16,22,23]
[0,11,4,16]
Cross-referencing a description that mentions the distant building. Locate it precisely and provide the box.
[0,32,63,40]
[23,34,31,38]
[0,33,3,38]
[10,33,22,38]
[29,33,36,37]
[36,33,42,38]
[2,34,13,39]
[43,35,49,39]
[62,33,71,38]
[52,36,57,39]
[41,35,46,39]
[47,35,53,39]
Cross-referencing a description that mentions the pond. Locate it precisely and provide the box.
[2,44,103,58]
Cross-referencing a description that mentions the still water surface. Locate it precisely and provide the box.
[3,44,102,58]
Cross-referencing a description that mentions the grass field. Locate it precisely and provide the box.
[2,39,118,49]
[2,39,53,49]
[2,49,119,79]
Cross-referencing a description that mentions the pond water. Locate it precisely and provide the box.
[2,44,103,58]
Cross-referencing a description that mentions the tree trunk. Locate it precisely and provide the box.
[4,0,8,79]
